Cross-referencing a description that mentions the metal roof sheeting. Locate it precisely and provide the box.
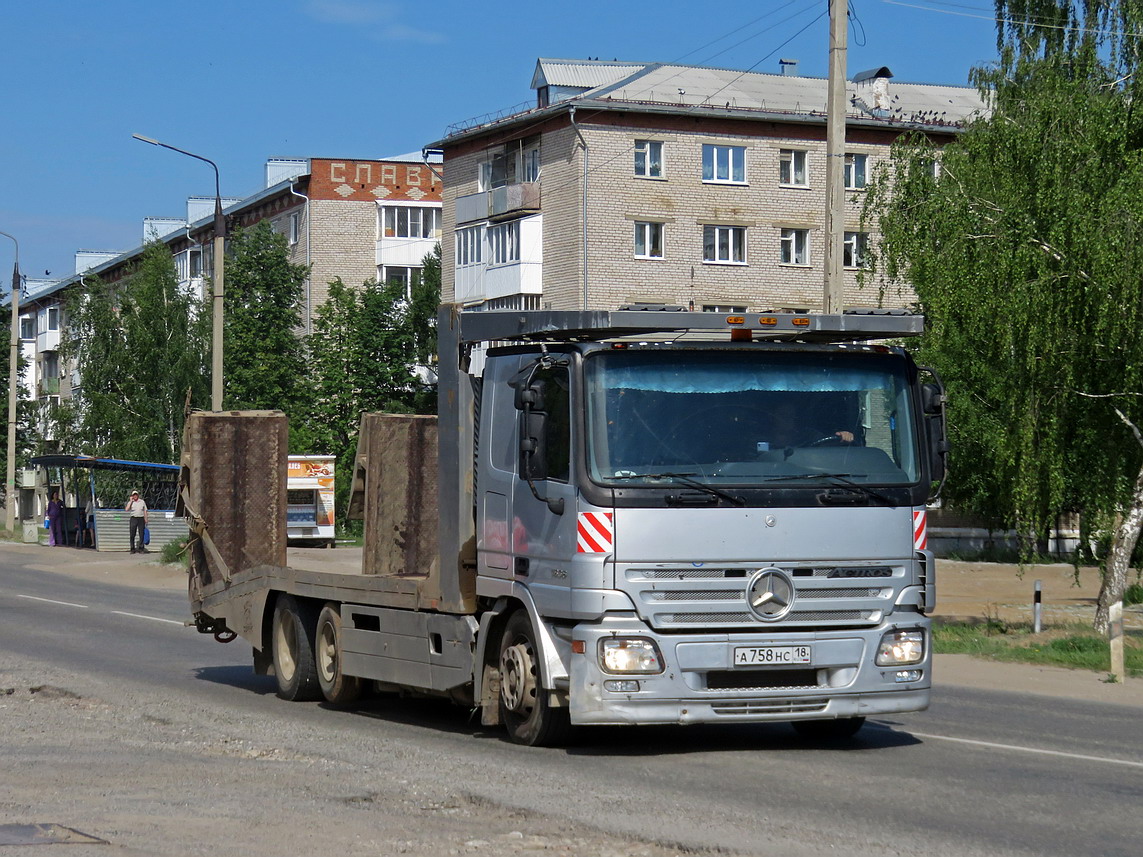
[531,58,647,91]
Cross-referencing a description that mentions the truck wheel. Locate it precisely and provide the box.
[315,603,362,705]
[271,594,321,701]
[792,716,866,740]
[498,610,570,746]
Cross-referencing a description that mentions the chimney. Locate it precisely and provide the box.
[779,58,798,76]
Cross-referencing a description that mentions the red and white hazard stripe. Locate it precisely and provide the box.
[912,509,928,551]
[577,512,614,554]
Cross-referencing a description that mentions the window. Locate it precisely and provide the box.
[702,144,746,184]
[189,249,202,278]
[46,306,60,332]
[703,225,746,264]
[42,351,59,379]
[779,150,808,186]
[520,365,570,483]
[382,206,441,239]
[634,222,664,259]
[489,221,520,265]
[634,140,663,178]
[843,232,870,268]
[780,228,810,265]
[522,146,541,182]
[288,212,301,245]
[19,315,34,340]
[844,153,868,190]
[702,304,748,313]
[456,226,483,267]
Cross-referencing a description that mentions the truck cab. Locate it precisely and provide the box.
[442,308,945,744]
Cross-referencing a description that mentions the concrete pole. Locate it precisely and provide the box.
[1109,600,1125,682]
[211,201,226,411]
[823,0,849,315]
[1,230,20,534]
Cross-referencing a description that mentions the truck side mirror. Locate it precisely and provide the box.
[520,410,549,481]
[918,374,949,490]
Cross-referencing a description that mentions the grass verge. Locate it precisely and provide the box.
[933,619,1143,679]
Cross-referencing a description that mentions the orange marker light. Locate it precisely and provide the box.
[792,317,811,327]
[758,316,778,326]
[571,640,586,654]
[726,316,746,325]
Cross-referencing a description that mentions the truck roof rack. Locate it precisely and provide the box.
[447,306,922,345]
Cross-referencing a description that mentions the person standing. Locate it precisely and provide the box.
[46,490,65,547]
[126,490,149,554]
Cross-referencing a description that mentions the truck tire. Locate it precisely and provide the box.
[315,603,362,705]
[497,610,571,746]
[271,594,321,701]
[792,716,866,740]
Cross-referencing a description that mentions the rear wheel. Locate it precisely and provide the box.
[792,716,866,740]
[315,603,362,705]
[271,594,320,701]
[498,611,571,746]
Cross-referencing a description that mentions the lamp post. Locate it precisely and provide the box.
[0,229,20,533]
[132,134,226,411]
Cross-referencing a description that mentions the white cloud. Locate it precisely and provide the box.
[302,0,445,43]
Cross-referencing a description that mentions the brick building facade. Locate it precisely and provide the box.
[433,58,986,314]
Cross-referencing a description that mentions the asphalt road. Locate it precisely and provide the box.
[2,551,1140,857]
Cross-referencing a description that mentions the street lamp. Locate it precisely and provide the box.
[0,229,20,533]
[132,134,226,411]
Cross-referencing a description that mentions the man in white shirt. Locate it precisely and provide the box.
[125,490,149,554]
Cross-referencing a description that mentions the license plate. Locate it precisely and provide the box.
[733,645,812,666]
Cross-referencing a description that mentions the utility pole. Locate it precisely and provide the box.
[0,230,20,534]
[823,0,849,314]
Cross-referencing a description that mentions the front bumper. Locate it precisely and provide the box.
[566,614,931,726]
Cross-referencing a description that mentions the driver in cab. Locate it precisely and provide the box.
[761,401,855,450]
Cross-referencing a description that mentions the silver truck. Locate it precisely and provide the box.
[181,305,947,745]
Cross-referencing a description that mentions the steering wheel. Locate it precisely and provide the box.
[805,434,846,447]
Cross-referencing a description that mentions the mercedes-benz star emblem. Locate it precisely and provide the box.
[746,568,795,621]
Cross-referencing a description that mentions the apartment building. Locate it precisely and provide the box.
[432,58,986,313]
[15,153,442,447]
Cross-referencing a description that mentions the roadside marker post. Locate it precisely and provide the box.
[1033,579,1042,634]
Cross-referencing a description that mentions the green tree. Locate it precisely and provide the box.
[300,254,440,524]
[223,221,308,418]
[60,241,210,462]
[866,1,1143,630]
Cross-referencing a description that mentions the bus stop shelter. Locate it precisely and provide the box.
[29,454,188,552]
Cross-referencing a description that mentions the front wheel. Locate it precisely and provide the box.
[498,611,571,746]
[315,603,362,705]
[271,594,321,701]
[791,716,866,740]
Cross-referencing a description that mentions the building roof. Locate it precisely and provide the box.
[531,58,648,91]
[438,58,988,145]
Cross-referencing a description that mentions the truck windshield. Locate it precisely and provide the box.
[584,349,920,487]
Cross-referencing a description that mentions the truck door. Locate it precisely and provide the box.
[511,361,578,617]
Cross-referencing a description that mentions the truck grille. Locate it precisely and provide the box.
[623,565,899,630]
[711,697,830,716]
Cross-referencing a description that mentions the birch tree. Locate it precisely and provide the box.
[866,0,1143,631]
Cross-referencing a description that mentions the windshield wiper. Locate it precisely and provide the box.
[612,472,746,507]
[764,472,897,506]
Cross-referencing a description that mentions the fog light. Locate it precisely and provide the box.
[876,629,924,666]
[894,669,922,683]
[604,680,641,693]
[599,638,664,674]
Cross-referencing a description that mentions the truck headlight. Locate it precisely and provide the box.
[599,638,664,674]
[876,629,924,666]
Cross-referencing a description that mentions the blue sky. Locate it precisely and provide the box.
[0,0,997,282]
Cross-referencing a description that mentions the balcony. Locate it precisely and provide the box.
[39,377,60,396]
[456,182,541,224]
